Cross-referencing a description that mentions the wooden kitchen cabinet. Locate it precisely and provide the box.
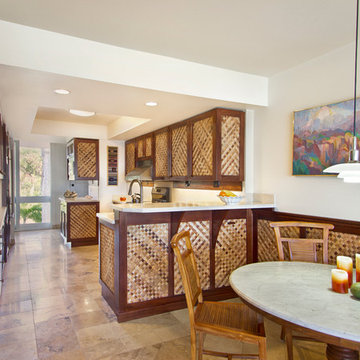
[169,121,189,180]
[189,110,216,181]
[136,134,153,160]
[67,138,99,180]
[125,140,136,175]
[154,128,169,180]
[59,199,99,246]
[216,108,245,183]
[125,107,245,185]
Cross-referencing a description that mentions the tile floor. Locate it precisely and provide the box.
[0,229,326,359]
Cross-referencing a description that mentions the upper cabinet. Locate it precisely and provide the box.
[136,134,153,160]
[154,129,169,180]
[169,121,189,180]
[125,140,136,175]
[67,138,99,181]
[189,110,216,181]
[124,108,245,185]
[217,108,245,183]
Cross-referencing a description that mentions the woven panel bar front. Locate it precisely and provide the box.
[69,204,97,239]
[171,125,188,177]
[221,115,240,176]
[155,132,168,177]
[174,221,210,295]
[192,117,213,176]
[257,220,280,262]
[215,219,246,287]
[100,224,115,293]
[77,142,97,178]
[126,142,135,174]
[127,224,169,303]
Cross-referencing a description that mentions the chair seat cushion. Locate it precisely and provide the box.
[194,301,264,337]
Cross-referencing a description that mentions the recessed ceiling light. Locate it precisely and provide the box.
[69,109,96,117]
[54,89,70,95]
[145,101,158,107]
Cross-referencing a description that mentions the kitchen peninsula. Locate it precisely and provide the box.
[97,194,275,322]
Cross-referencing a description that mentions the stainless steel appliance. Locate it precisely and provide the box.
[151,187,170,203]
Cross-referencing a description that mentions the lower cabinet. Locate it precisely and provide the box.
[59,199,99,246]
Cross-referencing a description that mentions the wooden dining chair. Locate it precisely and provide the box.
[171,230,267,360]
[269,221,334,360]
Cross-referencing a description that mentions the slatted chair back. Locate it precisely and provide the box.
[171,230,203,325]
[270,221,334,264]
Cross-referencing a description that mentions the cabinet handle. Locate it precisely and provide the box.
[227,221,236,225]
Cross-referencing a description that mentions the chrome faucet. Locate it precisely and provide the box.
[128,179,143,203]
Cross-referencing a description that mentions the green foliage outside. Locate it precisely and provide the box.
[20,148,43,196]
[20,204,42,224]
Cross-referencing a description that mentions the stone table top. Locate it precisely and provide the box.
[230,261,360,344]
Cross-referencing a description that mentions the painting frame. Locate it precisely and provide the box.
[292,98,360,175]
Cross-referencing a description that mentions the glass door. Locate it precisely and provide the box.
[15,141,51,230]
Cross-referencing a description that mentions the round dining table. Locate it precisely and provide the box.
[230,261,360,360]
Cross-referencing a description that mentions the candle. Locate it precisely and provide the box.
[331,269,349,293]
[337,256,353,288]
[356,254,360,282]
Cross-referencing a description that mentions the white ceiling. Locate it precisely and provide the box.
[0,0,355,76]
[0,0,356,145]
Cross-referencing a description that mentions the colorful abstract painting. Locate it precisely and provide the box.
[293,98,360,175]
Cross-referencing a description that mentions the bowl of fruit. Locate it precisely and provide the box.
[217,191,243,205]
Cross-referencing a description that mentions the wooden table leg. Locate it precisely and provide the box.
[326,344,359,360]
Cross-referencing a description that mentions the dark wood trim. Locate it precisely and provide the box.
[118,213,128,312]
[115,287,236,323]
[246,209,256,263]
[255,208,360,236]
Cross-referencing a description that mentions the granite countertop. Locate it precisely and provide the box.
[59,197,99,203]
[112,193,275,213]
[96,212,115,224]
[230,261,360,344]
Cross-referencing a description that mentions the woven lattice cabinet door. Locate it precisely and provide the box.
[170,123,188,179]
[154,129,169,179]
[74,138,99,180]
[218,110,245,182]
[125,141,136,175]
[190,113,216,180]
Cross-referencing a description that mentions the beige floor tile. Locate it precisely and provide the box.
[83,339,128,360]
[0,299,33,316]
[70,310,111,331]
[0,229,328,360]
[35,317,80,359]
[0,310,34,331]
[0,338,38,360]
[0,323,36,347]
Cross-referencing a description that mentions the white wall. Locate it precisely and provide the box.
[255,43,360,221]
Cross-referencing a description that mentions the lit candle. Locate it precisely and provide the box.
[356,254,360,282]
[331,269,349,293]
[337,256,353,288]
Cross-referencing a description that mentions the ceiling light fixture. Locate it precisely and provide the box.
[54,89,70,95]
[145,101,158,107]
[69,109,96,117]
[323,0,360,182]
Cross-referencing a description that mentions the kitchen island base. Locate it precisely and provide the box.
[98,204,271,322]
